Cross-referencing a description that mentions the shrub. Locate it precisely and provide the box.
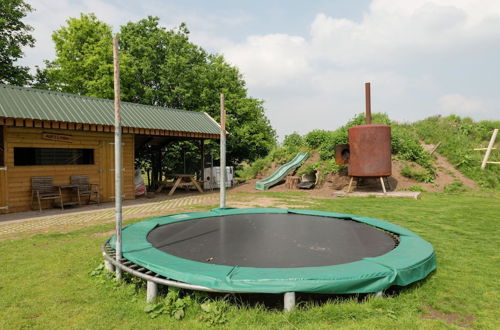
[283,132,304,149]
[305,130,331,149]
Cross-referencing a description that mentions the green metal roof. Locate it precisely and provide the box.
[0,84,220,135]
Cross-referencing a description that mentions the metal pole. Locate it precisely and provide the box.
[219,94,226,208]
[284,292,296,312]
[113,35,123,280]
[365,82,371,124]
[481,129,498,170]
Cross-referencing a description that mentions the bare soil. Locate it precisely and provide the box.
[231,146,478,198]
[421,306,475,328]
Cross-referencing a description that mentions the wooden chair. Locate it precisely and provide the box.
[31,177,63,212]
[70,175,100,205]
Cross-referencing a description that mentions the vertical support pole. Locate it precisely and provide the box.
[374,291,384,299]
[284,292,296,312]
[146,281,158,303]
[113,35,123,281]
[380,177,387,194]
[103,254,114,272]
[347,176,354,193]
[481,129,498,170]
[200,139,205,184]
[220,93,226,208]
[365,82,371,124]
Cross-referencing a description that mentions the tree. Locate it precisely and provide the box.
[0,0,35,85]
[38,14,276,168]
[35,13,114,97]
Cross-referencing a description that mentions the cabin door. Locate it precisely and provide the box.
[100,140,124,201]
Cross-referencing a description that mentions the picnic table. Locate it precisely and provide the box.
[167,174,204,196]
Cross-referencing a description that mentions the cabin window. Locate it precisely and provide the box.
[14,147,94,166]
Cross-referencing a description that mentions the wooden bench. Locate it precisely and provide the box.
[31,177,63,212]
[70,175,100,205]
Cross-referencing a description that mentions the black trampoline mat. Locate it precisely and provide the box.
[147,213,397,268]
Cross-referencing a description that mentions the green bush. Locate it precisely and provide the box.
[283,132,304,149]
[305,130,332,149]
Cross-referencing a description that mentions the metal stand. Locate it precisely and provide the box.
[347,176,390,194]
[146,281,158,303]
[284,292,296,312]
[374,290,384,299]
[379,177,386,194]
[347,177,354,193]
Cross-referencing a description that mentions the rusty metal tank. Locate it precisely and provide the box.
[347,124,391,177]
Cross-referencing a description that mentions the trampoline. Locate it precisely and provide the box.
[104,208,436,297]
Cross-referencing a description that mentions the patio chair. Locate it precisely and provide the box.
[31,177,63,212]
[70,175,100,205]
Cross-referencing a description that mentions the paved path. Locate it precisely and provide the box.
[0,194,219,238]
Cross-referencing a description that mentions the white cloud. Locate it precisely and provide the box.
[221,0,500,137]
[223,34,310,87]
[437,94,500,118]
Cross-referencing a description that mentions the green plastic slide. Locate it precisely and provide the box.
[255,152,309,190]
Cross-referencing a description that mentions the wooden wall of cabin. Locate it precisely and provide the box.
[1,126,135,213]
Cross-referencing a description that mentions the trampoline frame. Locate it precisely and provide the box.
[103,208,436,310]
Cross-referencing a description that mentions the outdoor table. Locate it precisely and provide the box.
[56,184,80,207]
[168,174,204,196]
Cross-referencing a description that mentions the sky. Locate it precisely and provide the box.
[18,0,500,138]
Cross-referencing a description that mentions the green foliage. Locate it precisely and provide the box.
[0,0,34,85]
[235,157,272,180]
[143,288,193,319]
[304,130,331,149]
[400,165,434,183]
[444,180,467,193]
[200,300,228,326]
[414,115,500,189]
[297,160,342,183]
[37,14,276,166]
[283,132,304,150]
[297,163,316,176]
[407,185,426,192]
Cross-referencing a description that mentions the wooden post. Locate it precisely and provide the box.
[481,129,498,170]
[200,139,205,183]
[113,35,123,280]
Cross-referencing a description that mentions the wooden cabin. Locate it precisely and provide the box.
[0,85,220,213]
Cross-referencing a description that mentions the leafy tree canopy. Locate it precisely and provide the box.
[36,14,276,165]
[0,0,35,85]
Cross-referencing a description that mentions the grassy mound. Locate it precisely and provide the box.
[236,113,435,184]
[413,115,500,190]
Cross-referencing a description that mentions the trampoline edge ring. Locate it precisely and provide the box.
[104,208,436,294]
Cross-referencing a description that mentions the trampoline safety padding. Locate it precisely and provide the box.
[104,208,436,298]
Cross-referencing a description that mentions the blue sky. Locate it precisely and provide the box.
[20,0,500,138]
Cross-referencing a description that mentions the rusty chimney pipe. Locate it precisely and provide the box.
[365,82,371,124]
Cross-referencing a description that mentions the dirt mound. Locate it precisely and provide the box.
[232,147,478,198]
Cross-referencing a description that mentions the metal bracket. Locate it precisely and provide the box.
[0,206,9,210]
[0,167,7,171]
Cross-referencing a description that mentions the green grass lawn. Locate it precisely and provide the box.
[1,192,499,329]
